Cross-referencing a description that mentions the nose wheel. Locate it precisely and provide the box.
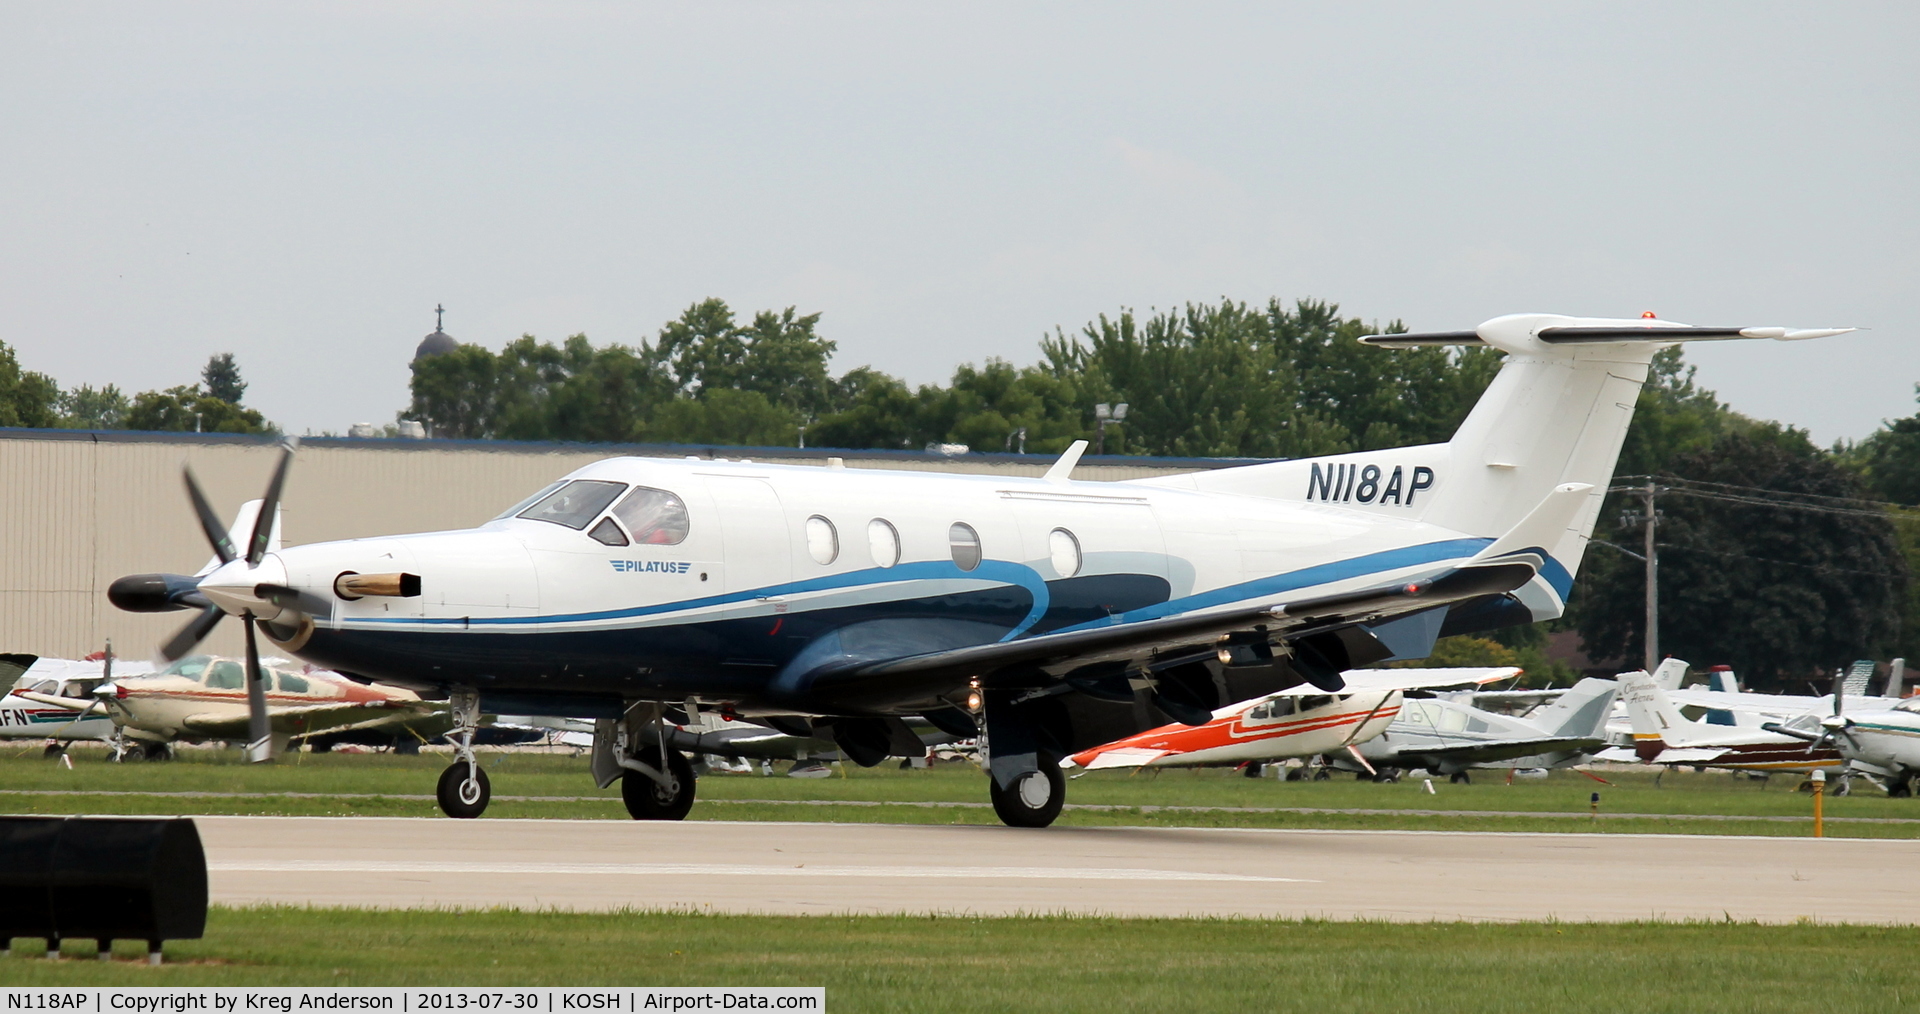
[436,689,489,819]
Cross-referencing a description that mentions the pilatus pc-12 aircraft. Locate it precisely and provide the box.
[106,313,1849,825]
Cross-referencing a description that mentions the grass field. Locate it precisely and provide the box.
[0,906,1912,1012]
[0,743,1912,837]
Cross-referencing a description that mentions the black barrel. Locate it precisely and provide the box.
[0,816,207,954]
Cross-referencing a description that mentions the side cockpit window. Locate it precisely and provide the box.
[612,487,690,546]
[517,480,629,530]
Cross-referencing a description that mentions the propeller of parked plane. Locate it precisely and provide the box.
[1810,670,1858,754]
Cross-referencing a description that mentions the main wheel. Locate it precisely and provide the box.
[436,763,490,819]
[1890,780,1913,799]
[988,756,1065,828]
[1450,771,1471,785]
[41,743,64,760]
[622,749,696,820]
[1242,763,1263,779]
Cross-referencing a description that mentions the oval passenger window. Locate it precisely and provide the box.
[807,516,839,565]
[1048,528,1081,578]
[948,523,981,572]
[868,519,900,568]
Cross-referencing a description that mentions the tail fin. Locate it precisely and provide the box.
[1889,658,1907,699]
[1529,677,1619,739]
[1619,664,1704,747]
[1651,657,1690,691]
[1144,314,1852,622]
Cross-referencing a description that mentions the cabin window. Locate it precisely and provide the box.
[517,480,629,530]
[493,481,567,521]
[868,518,900,568]
[161,658,209,684]
[1048,528,1081,578]
[588,517,629,547]
[806,516,839,565]
[612,487,690,546]
[278,672,310,694]
[206,661,245,690]
[1297,695,1335,712]
[948,523,982,571]
[29,680,57,695]
[1248,697,1296,720]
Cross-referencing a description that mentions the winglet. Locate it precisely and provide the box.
[1464,482,1593,569]
[1044,440,1088,485]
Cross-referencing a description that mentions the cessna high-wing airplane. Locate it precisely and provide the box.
[1061,667,1519,774]
[104,313,1850,825]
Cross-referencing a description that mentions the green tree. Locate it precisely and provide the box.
[0,340,60,428]
[58,384,130,428]
[1845,386,1920,507]
[202,352,247,405]
[1575,430,1907,689]
[124,384,272,434]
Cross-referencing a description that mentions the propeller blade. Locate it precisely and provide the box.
[243,614,273,763]
[183,467,238,565]
[160,604,225,662]
[246,441,297,566]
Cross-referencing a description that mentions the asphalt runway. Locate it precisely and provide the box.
[196,816,1911,923]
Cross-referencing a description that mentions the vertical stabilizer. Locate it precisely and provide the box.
[1619,666,1706,747]
[1530,677,1620,740]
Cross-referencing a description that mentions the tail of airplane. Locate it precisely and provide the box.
[1618,664,1706,747]
[1141,315,1852,623]
[1529,677,1619,740]
[1651,657,1689,692]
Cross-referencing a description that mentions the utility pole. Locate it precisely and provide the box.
[1641,479,1659,672]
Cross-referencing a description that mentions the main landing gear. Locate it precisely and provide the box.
[585,702,698,820]
[435,690,490,819]
[988,755,1065,828]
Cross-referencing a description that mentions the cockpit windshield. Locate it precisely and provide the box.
[515,480,629,530]
[493,482,567,522]
[158,657,210,683]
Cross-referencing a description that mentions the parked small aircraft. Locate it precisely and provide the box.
[101,313,1852,824]
[0,653,150,752]
[1752,668,1920,797]
[1598,666,1844,774]
[1341,676,1619,782]
[16,654,436,758]
[1062,668,1518,773]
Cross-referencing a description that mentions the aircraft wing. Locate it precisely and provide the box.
[181,702,426,739]
[1666,688,1823,716]
[1067,748,1171,771]
[806,562,1537,707]
[1387,736,1603,766]
[14,691,96,712]
[1341,667,1521,692]
[1590,746,1642,763]
[1651,747,1729,764]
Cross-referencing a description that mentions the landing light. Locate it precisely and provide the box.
[966,691,983,712]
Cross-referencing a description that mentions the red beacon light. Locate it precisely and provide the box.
[1641,311,1658,319]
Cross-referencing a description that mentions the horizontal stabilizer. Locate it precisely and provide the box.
[1591,747,1642,763]
[1361,319,1855,349]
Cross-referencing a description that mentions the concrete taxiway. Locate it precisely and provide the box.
[196,816,1912,923]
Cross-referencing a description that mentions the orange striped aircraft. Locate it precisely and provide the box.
[1065,667,1518,772]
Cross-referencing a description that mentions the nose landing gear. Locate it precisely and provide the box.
[435,690,490,819]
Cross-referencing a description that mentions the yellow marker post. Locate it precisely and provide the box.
[1811,769,1826,838]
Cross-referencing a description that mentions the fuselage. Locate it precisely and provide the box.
[197,455,1563,717]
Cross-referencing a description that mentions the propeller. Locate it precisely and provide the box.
[1810,670,1857,753]
[145,441,302,764]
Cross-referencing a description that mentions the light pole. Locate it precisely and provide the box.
[1094,402,1128,455]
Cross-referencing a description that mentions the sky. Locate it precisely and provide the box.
[2,2,1915,444]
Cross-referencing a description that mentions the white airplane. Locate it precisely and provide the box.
[1767,693,1920,797]
[103,312,1851,825]
[0,652,153,753]
[1343,676,1619,782]
[1598,665,1845,774]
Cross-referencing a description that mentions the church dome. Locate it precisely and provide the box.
[412,304,458,364]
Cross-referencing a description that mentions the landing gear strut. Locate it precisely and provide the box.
[436,690,489,819]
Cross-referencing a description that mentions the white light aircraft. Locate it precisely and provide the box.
[1599,665,1844,774]
[104,313,1851,825]
[1343,676,1619,783]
